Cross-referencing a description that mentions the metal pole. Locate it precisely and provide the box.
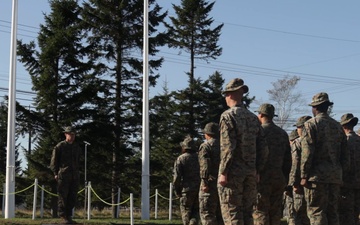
[169,183,173,221]
[40,185,44,218]
[87,182,91,220]
[155,189,158,219]
[130,193,134,225]
[32,179,38,220]
[83,141,90,221]
[5,0,18,219]
[141,0,150,220]
[116,187,121,218]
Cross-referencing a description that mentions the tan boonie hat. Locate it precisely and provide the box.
[340,113,359,126]
[202,122,219,135]
[63,126,76,133]
[222,78,249,94]
[294,115,312,127]
[255,103,278,118]
[289,129,299,141]
[309,92,334,106]
[180,136,194,150]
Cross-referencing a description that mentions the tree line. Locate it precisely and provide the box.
[0,0,303,218]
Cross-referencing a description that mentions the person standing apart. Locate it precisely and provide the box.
[199,122,223,225]
[300,92,349,225]
[253,103,291,225]
[338,113,360,225]
[50,126,81,224]
[218,78,268,225]
[173,135,201,225]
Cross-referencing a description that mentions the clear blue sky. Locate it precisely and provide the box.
[1,0,360,163]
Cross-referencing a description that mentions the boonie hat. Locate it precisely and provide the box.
[180,136,194,150]
[255,103,278,118]
[294,115,312,127]
[202,122,219,135]
[340,113,358,126]
[222,78,249,94]
[308,92,333,107]
[63,126,76,134]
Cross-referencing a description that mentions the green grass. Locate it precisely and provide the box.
[0,209,183,225]
[0,209,289,225]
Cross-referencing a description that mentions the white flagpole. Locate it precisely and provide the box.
[141,0,150,220]
[5,0,18,219]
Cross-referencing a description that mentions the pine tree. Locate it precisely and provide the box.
[81,0,166,216]
[17,0,93,216]
[165,0,223,135]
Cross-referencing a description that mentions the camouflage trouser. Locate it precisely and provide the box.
[218,173,257,225]
[180,191,199,225]
[199,181,224,225]
[253,179,285,225]
[57,175,79,218]
[339,188,360,225]
[304,183,340,225]
[287,191,310,225]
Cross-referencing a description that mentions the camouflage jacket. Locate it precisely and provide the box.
[260,121,291,185]
[301,113,349,184]
[343,131,360,188]
[288,137,301,186]
[219,103,268,178]
[173,151,200,197]
[50,140,81,180]
[198,138,220,186]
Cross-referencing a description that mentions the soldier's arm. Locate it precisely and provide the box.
[340,132,349,173]
[256,126,268,174]
[300,123,315,181]
[198,143,211,186]
[172,159,182,197]
[282,135,292,185]
[50,144,61,176]
[218,115,235,176]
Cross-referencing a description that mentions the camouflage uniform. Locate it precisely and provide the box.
[173,136,201,225]
[218,78,268,225]
[198,123,223,225]
[50,127,81,221]
[338,114,360,225]
[301,93,349,225]
[287,135,310,225]
[253,104,291,225]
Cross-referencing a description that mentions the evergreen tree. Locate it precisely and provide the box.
[17,0,93,216]
[81,0,166,216]
[165,0,223,135]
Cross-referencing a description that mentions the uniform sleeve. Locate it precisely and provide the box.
[282,134,292,184]
[300,122,315,179]
[198,143,211,185]
[219,114,236,175]
[288,139,301,186]
[50,144,61,176]
[340,132,349,173]
[172,158,182,197]
[256,126,268,173]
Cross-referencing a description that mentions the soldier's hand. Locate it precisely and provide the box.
[218,174,227,187]
[54,175,58,181]
[201,184,209,193]
[293,185,304,194]
[256,174,260,183]
[300,178,307,187]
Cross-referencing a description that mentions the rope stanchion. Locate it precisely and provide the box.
[158,192,179,200]
[37,185,58,197]
[0,183,35,196]
[90,186,130,206]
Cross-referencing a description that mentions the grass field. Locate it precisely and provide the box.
[0,209,289,225]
